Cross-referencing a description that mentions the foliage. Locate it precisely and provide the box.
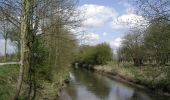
[76,43,113,66]
[94,43,113,65]
[0,0,80,99]
[118,20,170,66]
[144,21,170,64]
[118,29,145,66]
[27,26,78,99]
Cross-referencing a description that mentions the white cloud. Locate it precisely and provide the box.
[110,37,123,49]
[79,4,117,28]
[77,3,148,49]
[80,32,100,45]
[112,14,147,30]
[83,32,99,41]
[0,39,16,56]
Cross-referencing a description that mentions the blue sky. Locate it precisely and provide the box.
[79,0,127,14]
[0,0,146,55]
[77,0,145,50]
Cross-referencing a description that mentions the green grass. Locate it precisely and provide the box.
[94,61,170,93]
[0,65,19,100]
[0,55,20,63]
[0,64,68,99]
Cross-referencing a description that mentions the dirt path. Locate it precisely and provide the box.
[0,62,20,66]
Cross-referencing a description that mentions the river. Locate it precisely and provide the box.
[59,68,170,100]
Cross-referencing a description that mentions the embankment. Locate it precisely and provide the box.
[92,63,170,96]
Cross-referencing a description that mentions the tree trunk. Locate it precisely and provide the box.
[3,23,7,61]
[4,37,7,60]
[14,0,33,99]
[133,58,143,66]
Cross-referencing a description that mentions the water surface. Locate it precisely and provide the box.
[60,69,170,100]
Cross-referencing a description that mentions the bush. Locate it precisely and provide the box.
[76,43,113,66]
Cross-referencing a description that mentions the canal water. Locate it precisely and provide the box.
[59,69,170,100]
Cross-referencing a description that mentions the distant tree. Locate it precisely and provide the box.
[119,29,145,66]
[6,28,20,56]
[144,20,170,65]
[76,43,113,66]
[94,43,113,65]
[76,45,96,65]
[132,0,170,65]
[0,17,10,60]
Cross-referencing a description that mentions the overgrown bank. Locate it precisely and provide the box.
[0,64,70,100]
[0,65,18,99]
[0,0,80,99]
[93,62,170,96]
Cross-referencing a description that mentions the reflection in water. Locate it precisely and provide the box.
[73,69,110,99]
[61,69,170,100]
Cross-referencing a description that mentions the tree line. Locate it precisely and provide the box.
[118,0,170,66]
[75,43,113,68]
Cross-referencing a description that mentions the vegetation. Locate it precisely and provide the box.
[93,0,170,95]
[0,65,19,100]
[0,0,169,99]
[94,61,170,93]
[0,0,80,99]
[74,0,170,95]
[118,20,170,66]
[118,29,145,66]
[75,43,113,67]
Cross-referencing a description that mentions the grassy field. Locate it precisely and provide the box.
[0,55,20,63]
[0,64,19,100]
[0,64,67,99]
[94,61,170,94]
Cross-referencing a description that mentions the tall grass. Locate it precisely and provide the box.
[0,65,19,100]
[94,61,170,93]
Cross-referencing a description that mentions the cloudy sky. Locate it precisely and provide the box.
[78,0,145,50]
[0,0,146,55]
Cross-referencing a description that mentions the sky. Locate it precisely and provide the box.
[0,0,146,55]
[78,0,145,51]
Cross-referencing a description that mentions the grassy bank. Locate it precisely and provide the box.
[94,61,170,95]
[0,64,66,100]
[0,65,19,100]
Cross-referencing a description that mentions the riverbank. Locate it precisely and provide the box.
[0,64,67,99]
[93,61,170,96]
[0,65,19,99]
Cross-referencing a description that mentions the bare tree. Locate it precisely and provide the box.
[119,29,145,66]
[135,0,170,22]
